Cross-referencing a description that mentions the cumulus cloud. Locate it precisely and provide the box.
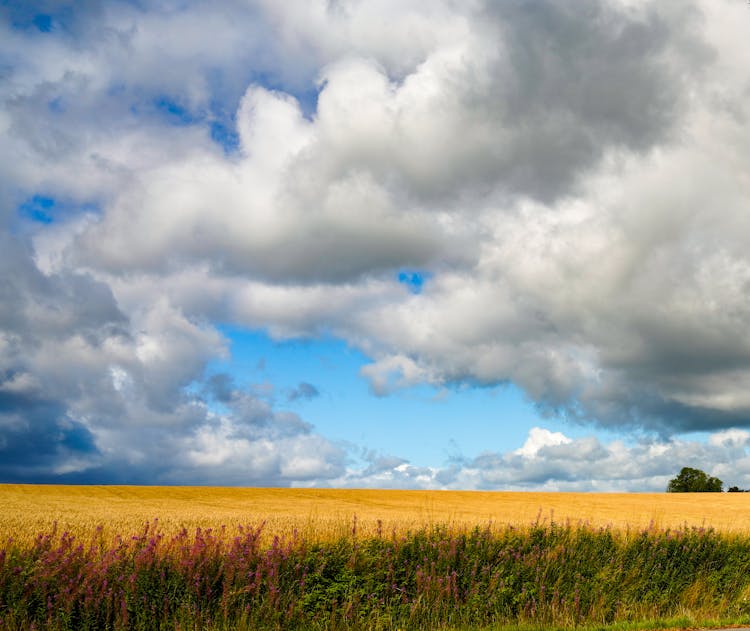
[328,427,750,493]
[3,0,750,485]
[447,428,743,492]
[0,233,348,485]
[514,428,572,458]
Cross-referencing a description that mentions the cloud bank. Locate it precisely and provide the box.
[332,427,750,493]
[2,0,750,488]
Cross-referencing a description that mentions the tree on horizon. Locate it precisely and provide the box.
[667,467,723,493]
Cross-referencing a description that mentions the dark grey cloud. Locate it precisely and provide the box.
[472,0,700,202]
[0,235,119,480]
[0,400,98,482]
[0,234,126,341]
[0,232,347,485]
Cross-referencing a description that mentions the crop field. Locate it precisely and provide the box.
[3,484,750,544]
[3,485,750,630]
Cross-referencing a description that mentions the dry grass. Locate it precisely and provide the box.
[2,484,750,546]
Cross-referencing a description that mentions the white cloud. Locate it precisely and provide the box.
[329,427,750,492]
[709,429,750,449]
[515,427,572,458]
[360,355,437,396]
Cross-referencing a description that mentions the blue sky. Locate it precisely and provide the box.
[2,0,750,490]
[207,328,554,467]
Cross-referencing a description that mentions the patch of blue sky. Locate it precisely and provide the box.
[18,195,55,224]
[125,67,317,154]
[133,94,240,153]
[128,94,196,126]
[203,92,240,153]
[242,68,322,121]
[32,13,53,32]
[398,270,431,294]
[294,86,323,121]
[152,96,196,125]
[205,326,576,467]
[16,194,101,226]
[210,120,240,154]
[5,5,72,34]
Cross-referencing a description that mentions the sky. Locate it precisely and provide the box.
[2,0,750,492]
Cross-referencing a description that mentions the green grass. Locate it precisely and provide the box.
[3,520,750,630]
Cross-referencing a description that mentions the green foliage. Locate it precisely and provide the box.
[666,467,723,493]
[3,521,750,630]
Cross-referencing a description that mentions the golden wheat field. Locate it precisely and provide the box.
[3,484,750,546]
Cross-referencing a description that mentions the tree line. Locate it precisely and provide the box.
[667,466,748,492]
